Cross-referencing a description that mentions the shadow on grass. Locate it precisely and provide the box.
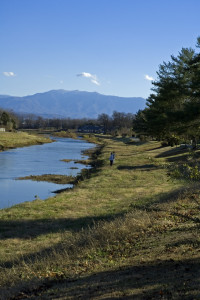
[146,145,164,151]
[6,257,200,299]
[0,212,124,240]
[168,238,200,249]
[118,164,159,171]
[172,212,200,224]
[155,148,200,164]
[56,258,200,299]
[130,185,199,211]
[155,147,190,158]
[166,155,190,163]
[0,211,125,273]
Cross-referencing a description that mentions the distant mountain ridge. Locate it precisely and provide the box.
[0,90,146,119]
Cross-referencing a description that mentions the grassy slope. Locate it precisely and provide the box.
[0,136,200,299]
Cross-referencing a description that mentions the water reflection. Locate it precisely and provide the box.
[0,137,94,209]
[0,179,73,209]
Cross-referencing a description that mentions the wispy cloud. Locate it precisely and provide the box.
[3,71,16,77]
[145,74,154,81]
[77,72,100,86]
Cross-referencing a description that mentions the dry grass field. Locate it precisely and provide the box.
[0,131,51,151]
[0,134,200,299]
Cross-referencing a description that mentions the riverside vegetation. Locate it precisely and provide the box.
[0,131,52,151]
[0,133,200,299]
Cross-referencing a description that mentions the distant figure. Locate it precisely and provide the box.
[113,152,115,163]
[109,152,114,166]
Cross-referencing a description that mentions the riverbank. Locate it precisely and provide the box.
[1,136,200,299]
[16,135,102,185]
[0,133,97,209]
[0,131,52,151]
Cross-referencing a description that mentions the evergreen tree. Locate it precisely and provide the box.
[0,111,10,126]
[133,37,200,145]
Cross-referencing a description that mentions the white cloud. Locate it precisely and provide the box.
[3,71,16,77]
[145,74,154,81]
[91,78,100,86]
[78,72,92,78]
[77,72,100,85]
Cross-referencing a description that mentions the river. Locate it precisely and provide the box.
[0,137,95,209]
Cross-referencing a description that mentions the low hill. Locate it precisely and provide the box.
[0,90,146,119]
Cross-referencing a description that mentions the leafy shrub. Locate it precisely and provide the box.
[170,163,200,181]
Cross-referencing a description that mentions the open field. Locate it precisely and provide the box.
[0,135,200,299]
[0,131,52,151]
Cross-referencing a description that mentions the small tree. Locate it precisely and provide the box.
[0,111,10,125]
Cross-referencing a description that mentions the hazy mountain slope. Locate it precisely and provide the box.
[0,90,146,118]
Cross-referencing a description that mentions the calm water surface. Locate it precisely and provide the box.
[0,137,95,209]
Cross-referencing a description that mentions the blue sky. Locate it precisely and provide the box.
[1,0,200,98]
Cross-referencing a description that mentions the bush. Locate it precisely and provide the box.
[170,163,200,181]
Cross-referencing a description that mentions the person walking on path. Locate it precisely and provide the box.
[109,152,114,166]
[113,152,115,163]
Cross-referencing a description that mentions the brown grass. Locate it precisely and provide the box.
[0,131,52,151]
[17,174,75,184]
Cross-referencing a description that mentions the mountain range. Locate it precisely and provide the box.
[0,90,146,119]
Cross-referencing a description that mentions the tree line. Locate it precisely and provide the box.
[133,37,200,146]
[0,109,135,136]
